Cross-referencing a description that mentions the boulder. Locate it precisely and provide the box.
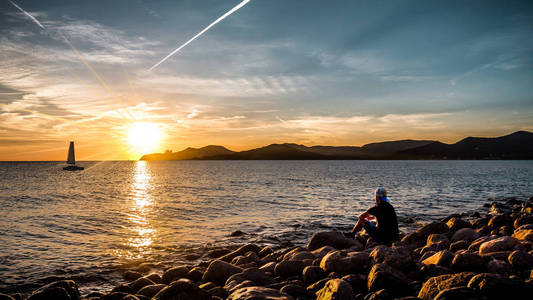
[203,260,243,284]
[162,266,190,284]
[258,246,274,257]
[153,279,211,300]
[311,246,336,259]
[479,236,519,254]
[512,228,533,242]
[446,218,471,231]
[102,292,129,300]
[401,222,448,247]
[280,284,308,298]
[131,277,155,292]
[433,287,477,300]
[274,260,305,278]
[282,247,314,261]
[419,264,453,279]
[451,253,485,272]
[467,273,533,299]
[226,267,273,287]
[467,236,496,252]
[427,234,450,246]
[219,244,261,263]
[450,228,480,243]
[449,240,470,252]
[124,270,143,281]
[186,267,205,282]
[320,250,370,274]
[27,280,80,300]
[369,246,415,272]
[486,259,513,275]
[367,264,411,296]
[514,216,533,229]
[316,279,354,300]
[307,231,362,251]
[259,262,276,274]
[421,250,454,267]
[341,274,367,294]
[0,294,14,300]
[508,250,533,269]
[228,286,292,300]
[488,215,513,229]
[302,266,326,284]
[137,284,167,298]
[417,272,476,300]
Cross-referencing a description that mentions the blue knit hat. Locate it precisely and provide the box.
[375,187,390,202]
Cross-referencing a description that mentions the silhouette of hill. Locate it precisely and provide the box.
[397,131,533,159]
[140,131,533,160]
[140,145,234,160]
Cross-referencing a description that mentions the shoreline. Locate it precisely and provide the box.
[2,196,533,300]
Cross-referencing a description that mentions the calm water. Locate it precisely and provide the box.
[1,160,532,294]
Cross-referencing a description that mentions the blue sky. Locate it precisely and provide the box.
[0,0,532,160]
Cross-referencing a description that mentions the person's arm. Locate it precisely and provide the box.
[358,209,371,220]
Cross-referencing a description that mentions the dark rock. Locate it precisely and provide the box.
[449,240,469,252]
[471,217,491,228]
[316,279,354,300]
[102,292,129,300]
[27,280,80,300]
[225,267,274,286]
[227,286,292,300]
[258,246,274,257]
[283,247,315,261]
[508,249,533,269]
[418,264,452,279]
[401,222,449,247]
[203,260,243,284]
[479,236,519,254]
[417,272,476,300]
[208,286,227,299]
[433,287,477,300]
[479,251,512,261]
[446,218,471,231]
[303,265,326,284]
[422,250,454,267]
[367,264,411,296]
[363,288,392,300]
[187,267,205,282]
[137,284,166,298]
[111,284,134,294]
[162,266,190,284]
[258,262,276,274]
[321,250,370,274]
[207,248,231,259]
[280,283,308,298]
[145,273,162,284]
[0,294,14,300]
[513,228,533,241]
[426,234,450,246]
[467,273,533,299]
[369,246,415,272]
[219,244,261,262]
[486,259,513,275]
[488,215,513,229]
[467,236,496,252]
[153,279,211,300]
[451,253,485,272]
[307,231,363,251]
[124,271,143,281]
[122,295,140,300]
[341,274,367,294]
[307,278,329,294]
[450,228,480,243]
[515,216,533,229]
[230,230,246,237]
[131,277,155,292]
[274,260,305,278]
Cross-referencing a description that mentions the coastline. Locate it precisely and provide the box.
[3,196,533,300]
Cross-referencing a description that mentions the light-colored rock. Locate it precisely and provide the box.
[513,228,533,241]
[478,236,519,254]
[422,250,454,267]
[446,217,471,231]
[417,272,476,300]
[316,279,354,300]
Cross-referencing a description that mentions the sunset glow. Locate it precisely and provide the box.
[126,122,163,155]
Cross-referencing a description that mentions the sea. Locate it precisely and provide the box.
[1,160,532,295]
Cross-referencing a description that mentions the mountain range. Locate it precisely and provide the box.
[140,131,533,160]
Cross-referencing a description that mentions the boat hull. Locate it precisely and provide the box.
[63,165,84,171]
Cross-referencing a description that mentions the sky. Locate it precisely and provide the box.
[1,0,532,160]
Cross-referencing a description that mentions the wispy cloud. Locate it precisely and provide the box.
[8,0,45,29]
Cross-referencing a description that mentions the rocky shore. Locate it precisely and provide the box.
[2,196,533,300]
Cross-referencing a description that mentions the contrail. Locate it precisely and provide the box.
[9,0,46,29]
[149,0,251,71]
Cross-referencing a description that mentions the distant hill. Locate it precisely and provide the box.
[398,131,533,159]
[140,131,533,160]
[140,145,234,160]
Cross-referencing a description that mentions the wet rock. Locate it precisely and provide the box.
[203,260,243,284]
[515,216,533,229]
[259,262,276,274]
[208,286,228,299]
[512,228,533,241]
[232,255,256,266]
[320,250,370,274]
[446,217,471,231]
[283,247,315,261]
[27,280,80,300]
[367,264,411,296]
[219,244,261,262]
[471,217,491,228]
[450,228,480,243]
[488,215,513,229]
[226,280,256,294]
[207,248,231,259]
[307,231,363,251]
[433,287,477,300]
[102,292,129,300]
[274,260,305,278]
[137,284,167,298]
[302,265,326,284]
[369,246,415,272]
[186,267,205,282]
[124,270,143,281]
[0,294,14,300]
[228,286,292,300]
[153,279,211,299]
[449,240,469,252]
[421,250,454,267]
[486,259,513,275]
[316,278,354,300]
[508,249,533,269]
[427,234,449,246]
[401,222,449,247]
[451,253,485,272]
[226,267,274,287]
[417,272,476,300]
[230,230,246,237]
[145,273,162,284]
[478,236,519,254]
[122,295,140,300]
[467,273,533,299]
[341,274,367,294]
[162,266,190,284]
[307,278,329,294]
[258,246,274,258]
[131,277,155,292]
[111,284,134,294]
[311,246,336,259]
[280,283,308,298]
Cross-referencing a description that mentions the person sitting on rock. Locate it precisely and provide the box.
[346,187,399,246]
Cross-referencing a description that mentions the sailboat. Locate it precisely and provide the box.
[63,141,84,171]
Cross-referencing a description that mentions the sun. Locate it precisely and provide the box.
[126,122,163,154]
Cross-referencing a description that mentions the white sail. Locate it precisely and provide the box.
[67,141,75,164]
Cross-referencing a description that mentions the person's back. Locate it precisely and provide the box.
[367,200,399,243]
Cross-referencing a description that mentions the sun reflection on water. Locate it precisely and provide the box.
[114,161,156,259]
